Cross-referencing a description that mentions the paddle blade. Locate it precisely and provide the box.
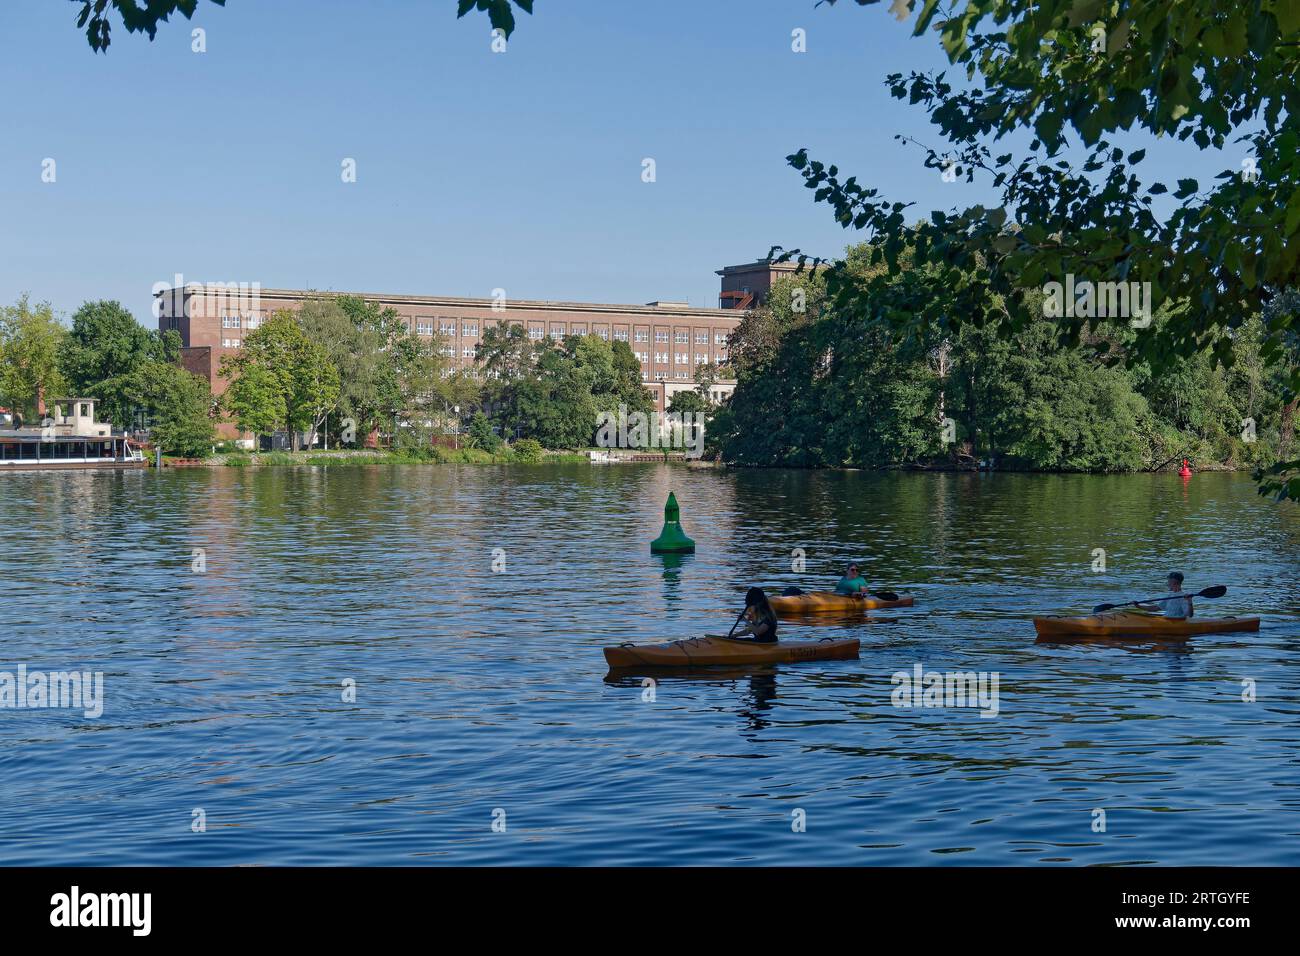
[1197,585,1227,599]
[871,591,899,602]
[1092,603,1116,613]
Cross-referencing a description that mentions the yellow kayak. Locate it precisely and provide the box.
[1033,611,1260,639]
[768,591,915,614]
[603,635,860,668]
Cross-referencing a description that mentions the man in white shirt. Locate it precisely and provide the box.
[1140,571,1193,619]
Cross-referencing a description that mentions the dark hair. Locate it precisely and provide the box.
[1168,571,1185,584]
[745,586,775,619]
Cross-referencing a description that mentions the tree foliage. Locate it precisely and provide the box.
[717,250,1287,472]
[59,299,180,428]
[0,295,68,421]
[478,323,653,448]
[779,0,1300,495]
[73,0,532,52]
[219,312,339,450]
[121,360,215,457]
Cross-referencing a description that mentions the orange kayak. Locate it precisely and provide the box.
[768,591,915,614]
[1033,611,1261,639]
[603,635,860,668]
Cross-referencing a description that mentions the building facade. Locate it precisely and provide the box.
[156,261,789,438]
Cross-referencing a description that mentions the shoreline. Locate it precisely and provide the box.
[159,449,1259,474]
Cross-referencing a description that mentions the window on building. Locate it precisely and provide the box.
[695,353,707,364]
[462,346,475,358]
[634,330,649,343]
[717,349,728,361]
[614,329,629,341]
[246,314,262,330]
[715,333,727,344]
[675,372,689,380]
[222,315,241,329]
[549,325,565,339]
[461,322,478,336]
[440,320,457,336]
[221,338,240,348]
[695,331,708,344]
[570,324,586,335]
[529,325,544,339]
[441,346,455,357]
[594,327,609,340]
[416,321,433,336]
[654,331,668,343]
[674,330,688,343]
[675,353,688,364]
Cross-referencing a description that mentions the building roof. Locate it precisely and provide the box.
[156,285,740,319]
[715,259,819,277]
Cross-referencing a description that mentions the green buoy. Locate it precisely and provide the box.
[650,491,695,553]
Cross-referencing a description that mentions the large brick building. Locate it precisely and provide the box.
[156,260,798,437]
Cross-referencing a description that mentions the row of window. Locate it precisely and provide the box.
[218,313,729,348]
[634,351,727,365]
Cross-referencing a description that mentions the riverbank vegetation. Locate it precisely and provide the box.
[0,297,217,457]
[0,291,661,463]
[709,257,1291,473]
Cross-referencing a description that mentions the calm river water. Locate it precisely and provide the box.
[1,465,1297,865]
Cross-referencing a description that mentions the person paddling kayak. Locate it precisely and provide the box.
[1137,571,1194,619]
[730,587,779,643]
[834,563,869,597]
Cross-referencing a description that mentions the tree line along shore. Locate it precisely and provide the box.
[1,266,1292,477]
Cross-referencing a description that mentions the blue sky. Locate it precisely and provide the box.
[0,0,1243,324]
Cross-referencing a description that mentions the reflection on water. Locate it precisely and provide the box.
[0,465,1297,865]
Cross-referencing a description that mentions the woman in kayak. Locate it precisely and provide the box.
[834,563,869,597]
[731,587,779,643]
[1138,571,1194,619]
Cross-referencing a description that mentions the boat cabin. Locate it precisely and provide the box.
[0,398,145,470]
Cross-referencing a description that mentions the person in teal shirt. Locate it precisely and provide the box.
[834,563,869,596]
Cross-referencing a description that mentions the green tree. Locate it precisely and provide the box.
[466,410,501,451]
[123,361,215,457]
[221,362,283,439]
[513,338,600,449]
[777,0,1300,495]
[0,295,67,422]
[58,299,180,428]
[219,312,339,449]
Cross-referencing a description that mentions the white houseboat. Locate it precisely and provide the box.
[0,398,146,471]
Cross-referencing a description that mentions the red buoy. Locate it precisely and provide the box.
[1179,459,1192,478]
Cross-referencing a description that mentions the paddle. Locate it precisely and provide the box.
[724,607,749,638]
[1092,585,1226,614]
